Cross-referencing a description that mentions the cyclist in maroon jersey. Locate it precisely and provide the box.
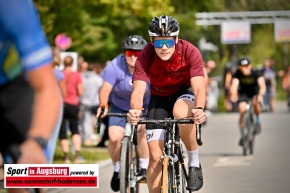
[127,15,206,193]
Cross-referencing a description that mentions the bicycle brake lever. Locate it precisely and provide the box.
[196,124,203,146]
[96,106,105,133]
[133,126,138,146]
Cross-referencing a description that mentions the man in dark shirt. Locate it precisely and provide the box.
[230,57,266,145]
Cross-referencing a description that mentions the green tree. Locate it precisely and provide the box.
[34,0,290,69]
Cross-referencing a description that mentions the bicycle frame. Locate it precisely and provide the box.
[137,118,199,193]
[162,121,191,193]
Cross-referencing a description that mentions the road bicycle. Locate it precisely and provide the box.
[96,111,145,193]
[137,117,202,193]
[241,99,256,156]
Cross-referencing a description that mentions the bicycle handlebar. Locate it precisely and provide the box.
[137,118,194,125]
[106,112,128,117]
[95,108,145,133]
[137,118,203,146]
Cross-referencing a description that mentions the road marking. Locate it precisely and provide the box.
[214,156,254,167]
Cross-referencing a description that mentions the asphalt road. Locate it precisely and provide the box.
[2,101,290,193]
[48,101,290,193]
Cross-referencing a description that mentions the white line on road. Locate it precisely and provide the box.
[214,156,254,167]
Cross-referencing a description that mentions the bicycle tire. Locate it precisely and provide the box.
[242,112,250,156]
[160,157,174,193]
[249,113,255,155]
[249,140,254,155]
[175,161,188,193]
[129,146,139,193]
[178,143,191,193]
[120,137,130,193]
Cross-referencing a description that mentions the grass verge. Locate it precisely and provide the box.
[53,142,110,164]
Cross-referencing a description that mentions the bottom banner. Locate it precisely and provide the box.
[4,164,99,188]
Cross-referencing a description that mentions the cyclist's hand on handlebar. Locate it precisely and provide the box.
[191,108,206,125]
[257,94,263,103]
[18,139,47,164]
[96,106,108,118]
[127,109,142,125]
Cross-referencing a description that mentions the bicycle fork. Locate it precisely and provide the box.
[128,141,137,188]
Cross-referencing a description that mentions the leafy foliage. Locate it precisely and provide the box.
[34,0,290,70]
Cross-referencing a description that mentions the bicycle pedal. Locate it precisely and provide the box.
[137,178,147,183]
[136,176,147,183]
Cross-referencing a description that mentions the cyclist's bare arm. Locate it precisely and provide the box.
[77,82,84,97]
[190,76,206,124]
[190,76,206,109]
[96,81,113,117]
[27,64,61,140]
[128,80,146,125]
[203,67,209,90]
[230,78,239,102]
[257,76,266,102]
[225,72,232,90]
[20,64,61,163]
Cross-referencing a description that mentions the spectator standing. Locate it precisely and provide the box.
[282,66,290,111]
[223,61,238,111]
[262,58,276,112]
[79,62,103,146]
[205,60,219,111]
[59,56,83,164]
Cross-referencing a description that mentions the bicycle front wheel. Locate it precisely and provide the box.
[120,137,130,193]
[177,144,191,193]
[242,112,250,156]
[130,146,139,193]
[249,115,255,155]
[161,157,174,193]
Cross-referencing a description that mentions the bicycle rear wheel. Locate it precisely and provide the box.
[120,137,130,193]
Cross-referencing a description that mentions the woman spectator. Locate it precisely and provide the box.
[59,56,83,163]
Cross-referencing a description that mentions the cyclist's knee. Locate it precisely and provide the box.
[149,152,162,165]
[173,100,193,118]
[148,141,163,163]
[109,137,121,146]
